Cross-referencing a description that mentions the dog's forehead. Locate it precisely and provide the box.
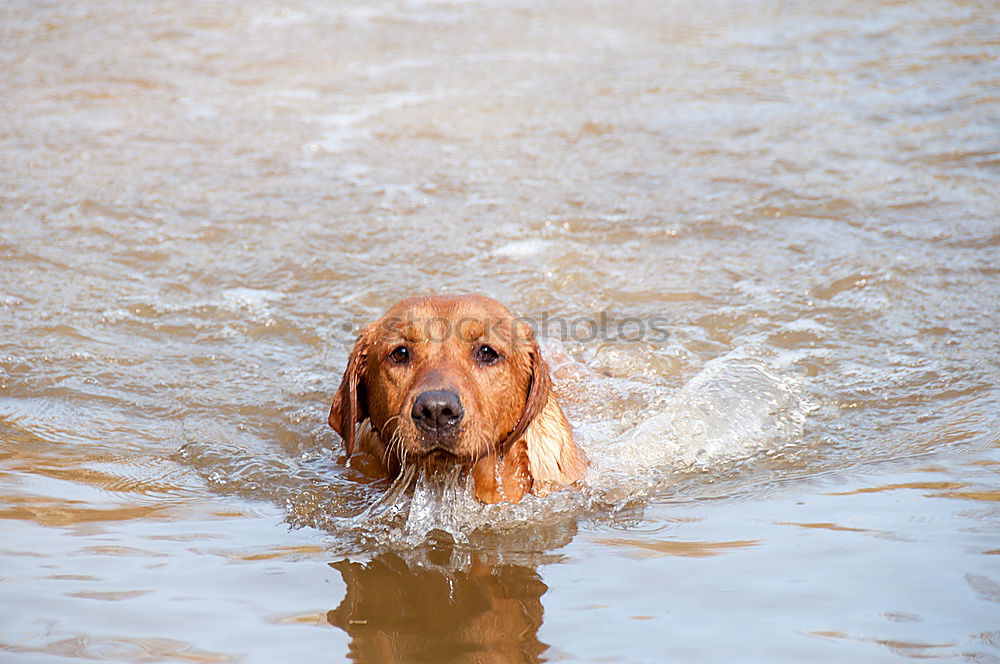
[383,294,513,320]
[375,295,519,344]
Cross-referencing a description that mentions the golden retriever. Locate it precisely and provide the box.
[328,294,587,503]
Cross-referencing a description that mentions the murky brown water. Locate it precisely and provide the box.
[2,0,999,661]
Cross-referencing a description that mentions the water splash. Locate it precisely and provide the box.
[597,356,810,473]
[178,353,814,551]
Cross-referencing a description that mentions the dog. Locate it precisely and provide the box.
[328,294,587,503]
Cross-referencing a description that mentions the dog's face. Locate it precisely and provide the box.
[329,295,549,472]
[329,294,586,504]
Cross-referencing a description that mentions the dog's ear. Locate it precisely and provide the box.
[501,328,553,450]
[328,326,374,456]
[504,324,587,494]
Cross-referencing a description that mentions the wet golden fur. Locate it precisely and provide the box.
[328,294,587,503]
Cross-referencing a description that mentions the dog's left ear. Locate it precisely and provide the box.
[504,322,588,494]
[328,325,374,456]
[501,325,552,449]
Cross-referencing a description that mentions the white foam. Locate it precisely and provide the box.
[492,238,550,258]
[221,288,284,314]
[586,355,813,492]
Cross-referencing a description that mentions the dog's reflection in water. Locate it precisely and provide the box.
[328,549,548,663]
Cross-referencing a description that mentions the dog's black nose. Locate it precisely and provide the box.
[411,390,464,433]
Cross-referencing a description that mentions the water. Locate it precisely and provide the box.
[2,0,999,661]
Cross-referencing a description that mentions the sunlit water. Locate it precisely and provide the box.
[2,0,998,662]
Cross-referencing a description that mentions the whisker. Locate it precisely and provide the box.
[390,428,406,469]
[383,428,400,469]
[377,415,404,470]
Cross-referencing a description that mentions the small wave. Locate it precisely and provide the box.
[591,355,812,479]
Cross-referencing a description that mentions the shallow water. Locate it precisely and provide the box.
[2,0,999,661]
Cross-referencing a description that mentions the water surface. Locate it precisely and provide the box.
[1,0,998,661]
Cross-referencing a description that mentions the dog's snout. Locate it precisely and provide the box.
[411,389,464,433]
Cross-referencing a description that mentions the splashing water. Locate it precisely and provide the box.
[178,351,813,553]
[588,355,813,483]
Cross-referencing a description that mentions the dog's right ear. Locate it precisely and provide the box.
[328,326,374,456]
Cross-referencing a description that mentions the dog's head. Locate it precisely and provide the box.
[328,295,551,472]
[329,295,587,503]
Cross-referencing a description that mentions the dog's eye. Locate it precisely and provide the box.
[475,344,500,366]
[388,345,410,365]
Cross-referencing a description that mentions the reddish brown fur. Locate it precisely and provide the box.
[328,294,587,504]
